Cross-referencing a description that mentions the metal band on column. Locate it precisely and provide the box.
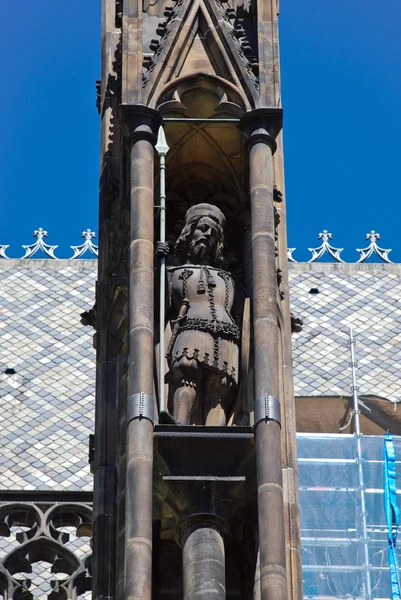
[127,393,154,424]
[254,395,281,428]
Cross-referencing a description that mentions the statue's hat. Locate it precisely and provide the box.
[185,203,226,228]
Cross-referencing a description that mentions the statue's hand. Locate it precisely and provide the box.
[156,241,170,257]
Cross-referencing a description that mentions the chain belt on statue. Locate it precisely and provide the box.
[166,316,240,360]
[177,317,240,342]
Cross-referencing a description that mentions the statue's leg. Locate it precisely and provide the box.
[172,356,200,425]
[204,373,232,426]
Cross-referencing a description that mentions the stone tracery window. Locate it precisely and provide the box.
[0,503,92,600]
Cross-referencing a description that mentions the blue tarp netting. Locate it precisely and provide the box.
[298,434,401,599]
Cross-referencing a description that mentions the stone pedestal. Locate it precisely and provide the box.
[153,426,256,598]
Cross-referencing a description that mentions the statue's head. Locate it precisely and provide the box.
[175,203,226,267]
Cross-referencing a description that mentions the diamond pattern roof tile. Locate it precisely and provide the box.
[290,263,401,402]
[2,260,401,491]
[0,260,96,491]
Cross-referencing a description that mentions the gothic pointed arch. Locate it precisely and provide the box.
[150,72,248,270]
[142,0,259,108]
[155,72,247,117]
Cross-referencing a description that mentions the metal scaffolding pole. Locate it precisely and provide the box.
[349,326,372,600]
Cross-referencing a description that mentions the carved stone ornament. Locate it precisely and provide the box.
[141,0,259,107]
[290,312,303,334]
[161,203,241,427]
[0,502,92,600]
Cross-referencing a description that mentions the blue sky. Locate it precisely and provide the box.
[280,1,401,261]
[1,0,400,261]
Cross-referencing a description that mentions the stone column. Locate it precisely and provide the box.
[238,108,287,600]
[242,210,253,299]
[180,518,227,600]
[274,131,303,600]
[92,3,122,599]
[122,106,162,600]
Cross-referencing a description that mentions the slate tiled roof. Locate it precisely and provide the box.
[0,260,96,491]
[289,263,401,403]
[1,259,401,491]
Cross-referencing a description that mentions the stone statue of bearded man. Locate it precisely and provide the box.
[162,203,240,426]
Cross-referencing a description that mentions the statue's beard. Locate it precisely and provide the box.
[189,239,212,261]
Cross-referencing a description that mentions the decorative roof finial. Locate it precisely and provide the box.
[287,248,297,263]
[70,229,99,259]
[0,245,10,259]
[308,230,344,263]
[356,231,392,263]
[22,228,58,259]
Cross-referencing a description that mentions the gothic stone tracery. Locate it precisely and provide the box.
[0,503,92,600]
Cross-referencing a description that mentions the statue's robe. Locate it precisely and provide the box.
[166,264,240,385]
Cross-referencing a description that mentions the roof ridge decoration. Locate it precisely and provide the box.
[0,244,10,259]
[22,227,58,259]
[70,229,99,259]
[356,230,392,264]
[288,230,393,264]
[307,230,345,264]
[0,228,99,260]
[0,228,393,263]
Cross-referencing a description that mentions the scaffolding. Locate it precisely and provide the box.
[298,329,401,599]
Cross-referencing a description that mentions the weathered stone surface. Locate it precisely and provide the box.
[162,203,241,426]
